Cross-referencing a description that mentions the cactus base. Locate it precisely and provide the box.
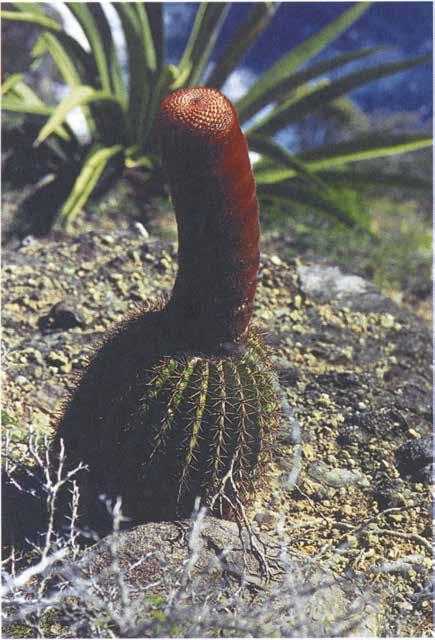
[57,327,279,528]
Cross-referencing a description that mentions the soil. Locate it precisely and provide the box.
[2,222,432,636]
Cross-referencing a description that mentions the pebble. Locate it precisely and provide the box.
[294,294,302,309]
[337,423,369,446]
[308,461,368,488]
[345,534,358,547]
[302,444,316,460]
[270,255,283,266]
[395,436,432,484]
[46,351,69,367]
[341,504,353,516]
[254,510,278,528]
[380,314,395,329]
[389,514,404,523]
[38,301,85,332]
[134,222,150,239]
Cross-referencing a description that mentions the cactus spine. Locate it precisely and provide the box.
[122,330,278,520]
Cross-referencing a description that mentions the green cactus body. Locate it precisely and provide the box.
[103,329,279,522]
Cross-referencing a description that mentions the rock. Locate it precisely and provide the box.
[38,300,85,333]
[272,355,300,386]
[297,262,393,312]
[418,464,433,484]
[395,436,432,483]
[372,476,410,510]
[396,381,433,418]
[270,254,283,266]
[78,517,380,637]
[254,509,279,528]
[337,422,370,446]
[373,554,427,576]
[308,461,369,488]
[21,235,37,247]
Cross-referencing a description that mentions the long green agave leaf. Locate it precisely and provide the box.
[5,6,90,75]
[86,3,126,101]
[2,96,54,116]
[142,66,179,151]
[111,3,154,149]
[36,85,121,145]
[1,9,60,30]
[314,95,369,128]
[32,33,99,140]
[179,3,230,86]
[314,169,432,192]
[249,134,327,190]
[258,181,372,232]
[1,73,25,96]
[12,79,50,105]
[246,80,329,135]
[31,33,82,87]
[236,2,371,123]
[206,2,278,90]
[124,155,155,170]
[134,3,158,72]
[169,64,193,91]
[2,79,71,140]
[146,3,164,71]
[298,132,433,169]
[65,3,112,93]
[130,1,162,149]
[254,133,432,184]
[253,53,432,135]
[55,145,123,229]
[8,3,99,137]
[244,46,383,123]
[2,93,75,152]
[254,133,433,183]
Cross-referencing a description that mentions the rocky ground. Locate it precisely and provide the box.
[2,225,433,636]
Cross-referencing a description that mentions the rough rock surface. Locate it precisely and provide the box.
[2,228,432,636]
[79,516,378,637]
[395,436,432,483]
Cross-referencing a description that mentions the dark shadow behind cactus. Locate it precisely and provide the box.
[52,89,280,536]
[1,115,126,242]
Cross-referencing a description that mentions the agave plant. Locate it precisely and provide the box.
[1,1,432,234]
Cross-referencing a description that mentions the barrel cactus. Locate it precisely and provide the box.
[126,329,278,521]
[54,88,280,532]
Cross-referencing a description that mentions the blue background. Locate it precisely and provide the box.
[167,2,433,123]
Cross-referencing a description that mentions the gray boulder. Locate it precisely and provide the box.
[77,516,380,637]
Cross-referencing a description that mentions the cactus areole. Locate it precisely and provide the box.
[159,88,260,352]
